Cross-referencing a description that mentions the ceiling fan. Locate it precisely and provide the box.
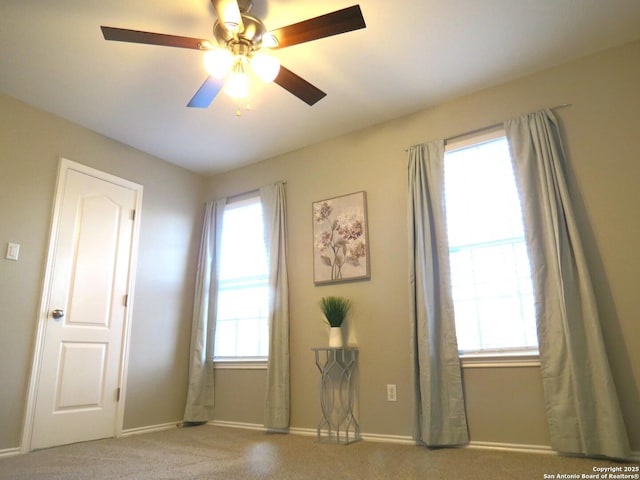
[101,0,366,108]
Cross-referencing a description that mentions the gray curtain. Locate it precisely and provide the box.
[183,199,226,422]
[506,110,631,459]
[407,141,469,446]
[260,182,290,429]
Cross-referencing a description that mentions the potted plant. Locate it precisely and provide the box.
[319,296,352,348]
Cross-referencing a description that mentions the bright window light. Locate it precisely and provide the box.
[444,133,538,355]
[215,196,269,359]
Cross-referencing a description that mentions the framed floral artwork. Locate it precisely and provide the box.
[312,191,370,285]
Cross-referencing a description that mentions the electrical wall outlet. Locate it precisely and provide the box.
[387,384,397,402]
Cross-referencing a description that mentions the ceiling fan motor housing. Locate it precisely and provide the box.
[213,13,267,53]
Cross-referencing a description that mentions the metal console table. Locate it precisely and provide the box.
[312,347,360,444]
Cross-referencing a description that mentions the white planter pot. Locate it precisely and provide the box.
[329,326,343,348]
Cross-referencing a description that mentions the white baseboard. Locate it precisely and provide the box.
[208,420,268,432]
[0,423,181,456]
[77,419,640,462]
[361,432,415,444]
[466,440,554,455]
[467,443,640,461]
[211,421,415,445]
[0,447,21,458]
[287,426,314,437]
[209,421,639,461]
[120,421,180,437]
[6,421,640,462]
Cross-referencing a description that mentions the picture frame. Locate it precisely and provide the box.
[312,191,370,285]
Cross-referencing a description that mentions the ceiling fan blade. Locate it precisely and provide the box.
[274,66,326,106]
[211,0,244,33]
[101,26,208,50]
[187,77,225,108]
[268,5,365,49]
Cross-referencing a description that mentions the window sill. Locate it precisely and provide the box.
[460,352,540,369]
[213,358,268,370]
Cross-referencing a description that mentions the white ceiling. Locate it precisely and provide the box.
[2,1,640,175]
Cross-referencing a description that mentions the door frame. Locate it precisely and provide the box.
[21,158,143,452]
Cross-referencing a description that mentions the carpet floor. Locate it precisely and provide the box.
[0,425,631,479]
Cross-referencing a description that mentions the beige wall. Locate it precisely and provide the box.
[0,94,206,450]
[1,37,638,454]
[206,39,640,451]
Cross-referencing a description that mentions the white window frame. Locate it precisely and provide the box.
[213,360,268,370]
[213,194,269,367]
[444,128,539,366]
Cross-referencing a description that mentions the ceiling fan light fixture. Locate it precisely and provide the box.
[224,59,250,99]
[204,48,234,78]
[250,52,280,83]
[102,3,366,108]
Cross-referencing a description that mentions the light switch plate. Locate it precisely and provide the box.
[6,243,20,261]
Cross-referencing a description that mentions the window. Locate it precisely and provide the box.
[214,195,269,361]
[444,130,538,356]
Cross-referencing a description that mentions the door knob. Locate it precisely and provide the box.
[51,309,65,320]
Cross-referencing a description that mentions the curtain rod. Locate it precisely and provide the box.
[224,180,287,203]
[404,103,571,152]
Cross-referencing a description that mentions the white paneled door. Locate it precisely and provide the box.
[29,160,142,450]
